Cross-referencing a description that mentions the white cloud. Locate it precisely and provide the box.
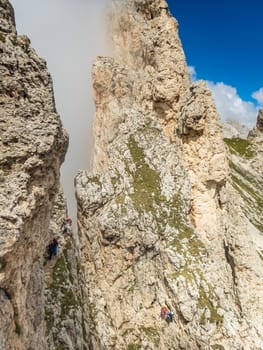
[252,87,263,104]
[188,66,197,81]
[187,65,259,127]
[206,81,258,127]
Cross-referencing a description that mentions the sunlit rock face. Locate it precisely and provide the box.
[1,0,263,349]
[76,0,263,349]
[0,1,69,349]
[223,120,249,139]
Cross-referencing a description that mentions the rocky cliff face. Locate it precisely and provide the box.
[1,0,263,349]
[76,1,263,349]
[0,1,83,349]
[224,110,263,239]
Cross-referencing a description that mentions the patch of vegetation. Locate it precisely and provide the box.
[111,171,121,187]
[115,194,125,205]
[224,138,255,159]
[127,344,140,350]
[45,308,55,332]
[60,288,78,319]
[0,33,6,43]
[88,176,101,187]
[212,345,225,350]
[198,286,223,325]
[56,344,66,350]
[127,282,136,293]
[166,266,195,283]
[45,243,80,340]
[122,328,134,336]
[229,161,254,185]
[128,137,162,213]
[231,173,263,233]
[64,240,74,284]
[257,251,263,261]
[199,311,206,325]
[127,137,193,234]
[51,255,68,289]
[126,135,207,265]
[51,255,78,320]
[14,321,21,335]
[140,326,160,346]
[231,175,262,205]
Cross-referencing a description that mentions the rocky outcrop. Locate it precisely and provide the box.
[248,109,263,138]
[225,111,263,236]
[76,1,263,349]
[223,120,249,139]
[0,1,71,349]
[45,188,87,350]
[1,0,263,349]
[256,109,263,131]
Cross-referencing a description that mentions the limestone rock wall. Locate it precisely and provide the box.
[76,1,263,349]
[226,111,263,240]
[45,188,87,350]
[0,1,71,349]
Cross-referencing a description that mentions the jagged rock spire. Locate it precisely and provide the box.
[256,109,263,131]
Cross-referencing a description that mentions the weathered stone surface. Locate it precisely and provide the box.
[223,120,249,139]
[76,1,263,349]
[248,109,263,138]
[0,1,71,349]
[1,0,263,349]
[44,188,87,350]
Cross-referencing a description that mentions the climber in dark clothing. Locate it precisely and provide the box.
[47,238,59,260]
[52,238,58,256]
[160,306,174,323]
[166,310,174,323]
[48,240,53,260]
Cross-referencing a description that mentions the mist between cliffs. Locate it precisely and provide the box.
[10,0,112,218]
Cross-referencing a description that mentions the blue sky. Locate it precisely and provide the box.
[166,0,263,125]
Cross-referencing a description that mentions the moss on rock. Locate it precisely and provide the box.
[198,285,223,325]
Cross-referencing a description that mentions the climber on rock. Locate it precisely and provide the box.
[52,237,59,256]
[161,306,169,319]
[161,306,174,323]
[166,310,174,323]
[47,237,59,260]
[61,216,72,235]
[47,239,54,260]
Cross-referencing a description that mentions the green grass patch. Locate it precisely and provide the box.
[231,173,263,233]
[0,33,6,43]
[166,267,195,283]
[224,138,255,159]
[128,137,161,213]
[128,137,189,232]
[127,344,140,350]
[212,345,225,350]
[127,136,206,261]
[198,286,223,324]
[14,321,21,335]
[44,308,55,332]
[140,326,160,347]
[88,176,101,186]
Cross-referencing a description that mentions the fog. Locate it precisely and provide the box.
[10,0,111,217]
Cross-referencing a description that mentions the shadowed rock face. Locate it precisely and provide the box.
[0,1,68,349]
[76,1,263,349]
